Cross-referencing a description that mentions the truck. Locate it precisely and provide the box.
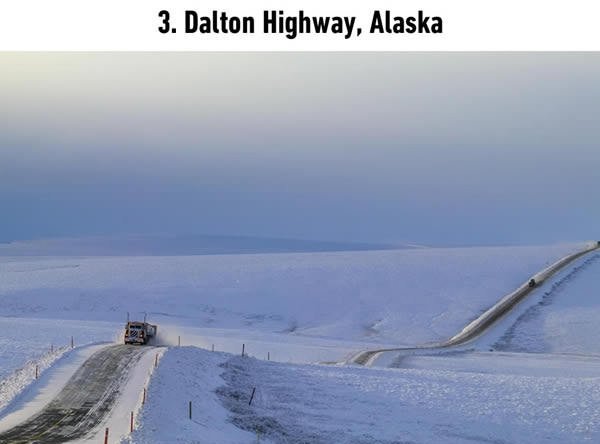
[124,320,157,345]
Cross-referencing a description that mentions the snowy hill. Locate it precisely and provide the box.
[0,243,582,345]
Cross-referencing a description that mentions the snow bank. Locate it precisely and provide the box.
[124,347,255,444]
[0,345,69,416]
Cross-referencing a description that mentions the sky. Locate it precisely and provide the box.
[0,53,599,246]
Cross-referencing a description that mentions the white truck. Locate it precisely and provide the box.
[124,320,157,345]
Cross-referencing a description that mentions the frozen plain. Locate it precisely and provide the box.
[0,241,598,443]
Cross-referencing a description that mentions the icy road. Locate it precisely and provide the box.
[0,345,147,443]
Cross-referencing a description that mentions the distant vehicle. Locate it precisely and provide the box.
[124,319,157,345]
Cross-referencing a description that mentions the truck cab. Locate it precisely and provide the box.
[124,321,157,345]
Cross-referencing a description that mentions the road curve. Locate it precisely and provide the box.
[350,242,600,366]
[0,345,148,444]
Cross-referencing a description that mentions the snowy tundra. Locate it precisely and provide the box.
[0,240,597,443]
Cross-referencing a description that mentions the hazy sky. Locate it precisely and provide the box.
[1,53,598,245]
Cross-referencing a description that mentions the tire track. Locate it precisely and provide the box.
[0,345,147,444]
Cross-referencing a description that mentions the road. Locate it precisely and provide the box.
[0,345,147,444]
[350,242,600,365]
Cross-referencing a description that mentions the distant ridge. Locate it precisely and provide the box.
[0,234,407,256]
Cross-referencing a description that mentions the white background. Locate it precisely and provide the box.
[1,0,599,50]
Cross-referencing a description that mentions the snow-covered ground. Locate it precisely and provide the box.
[128,346,600,444]
[0,243,581,347]
[124,347,257,444]
[153,324,386,364]
[495,252,600,354]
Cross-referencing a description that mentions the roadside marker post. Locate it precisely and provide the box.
[189,400,192,420]
[35,365,39,379]
[211,344,214,352]
[242,343,245,357]
[70,336,74,348]
[154,353,158,368]
[178,336,181,347]
[104,427,109,444]
[142,387,146,404]
[130,411,134,433]
[267,352,270,361]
